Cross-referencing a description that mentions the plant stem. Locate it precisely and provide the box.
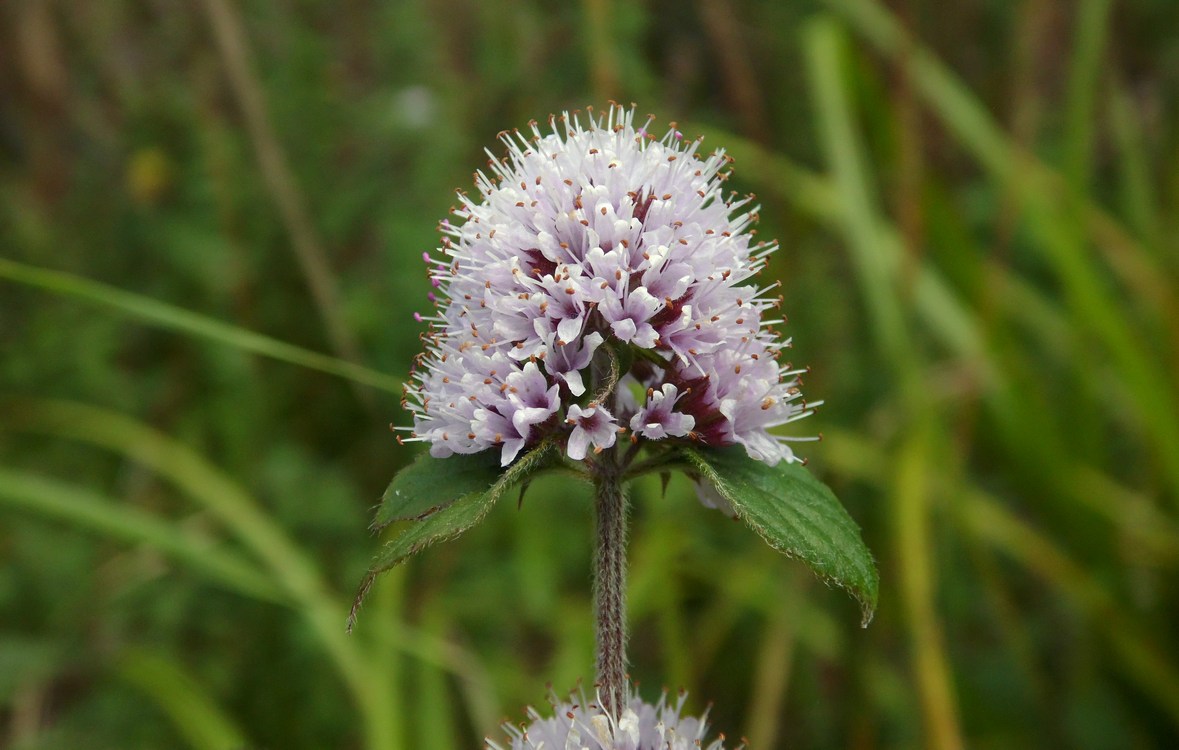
[593,442,628,719]
[589,344,629,718]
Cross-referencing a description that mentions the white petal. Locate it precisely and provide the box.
[631,324,659,349]
[563,370,585,396]
[592,427,617,451]
[512,406,549,435]
[627,286,661,316]
[567,428,590,460]
[557,315,582,343]
[611,318,638,342]
[500,438,525,466]
[566,403,587,421]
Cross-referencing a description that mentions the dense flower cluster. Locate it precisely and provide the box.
[485,687,738,750]
[403,105,815,466]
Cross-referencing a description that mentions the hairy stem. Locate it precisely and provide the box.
[593,443,628,719]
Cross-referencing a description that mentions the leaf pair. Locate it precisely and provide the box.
[349,442,878,630]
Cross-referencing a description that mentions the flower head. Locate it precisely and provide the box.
[486,686,739,750]
[402,105,816,466]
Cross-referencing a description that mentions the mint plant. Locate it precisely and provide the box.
[349,105,877,745]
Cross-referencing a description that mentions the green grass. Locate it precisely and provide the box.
[2,0,1177,747]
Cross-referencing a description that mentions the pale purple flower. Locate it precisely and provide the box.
[486,687,739,750]
[599,286,661,348]
[566,403,618,460]
[629,384,694,440]
[505,361,561,437]
[401,105,816,466]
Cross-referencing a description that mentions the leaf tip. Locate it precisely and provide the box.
[859,603,876,629]
[346,571,377,633]
[857,577,879,628]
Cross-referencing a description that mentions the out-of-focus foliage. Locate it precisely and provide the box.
[2,0,1177,747]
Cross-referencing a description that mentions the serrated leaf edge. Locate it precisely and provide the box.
[683,446,879,627]
[372,450,502,531]
[348,440,556,631]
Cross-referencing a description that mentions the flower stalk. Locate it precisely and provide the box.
[593,438,628,719]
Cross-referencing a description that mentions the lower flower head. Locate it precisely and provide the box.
[401,105,817,467]
[486,686,740,750]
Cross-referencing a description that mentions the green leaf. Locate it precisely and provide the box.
[683,445,879,626]
[349,441,556,630]
[374,450,503,528]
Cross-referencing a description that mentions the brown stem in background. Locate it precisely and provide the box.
[199,0,372,410]
[695,0,771,145]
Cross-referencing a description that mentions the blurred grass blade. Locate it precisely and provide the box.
[3,398,327,600]
[818,0,1157,273]
[825,429,1179,729]
[118,649,251,750]
[959,491,1179,729]
[816,0,1170,306]
[2,397,504,750]
[804,23,965,744]
[199,0,366,384]
[893,423,965,750]
[1063,0,1113,193]
[804,17,911,371]
[1,397,397,750]
[0,257,401,394]
[820,0,1179,494]
[413,609,458,750]
[0,468,284,604]
[1109,83,1162,250]
[806,17,914,384]
[745,585,797,750]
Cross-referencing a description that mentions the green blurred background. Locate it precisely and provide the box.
[2,0,1178,747]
